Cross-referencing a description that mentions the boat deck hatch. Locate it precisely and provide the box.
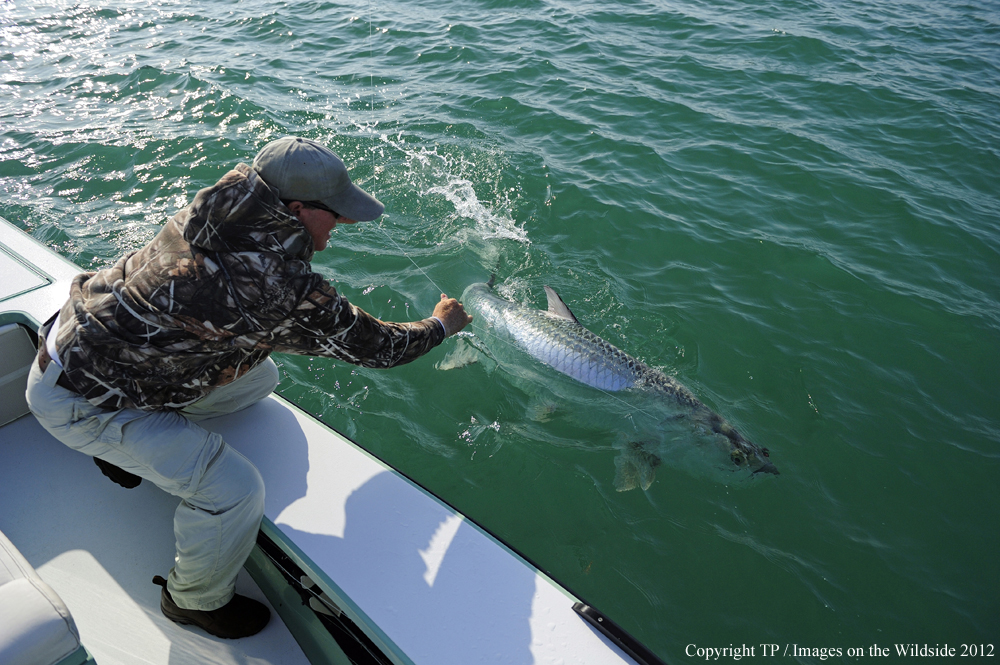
[1,243,51,302]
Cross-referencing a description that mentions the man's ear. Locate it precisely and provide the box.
[285,200,304,217]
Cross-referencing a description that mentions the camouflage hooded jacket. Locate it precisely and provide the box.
[52,163,444,411]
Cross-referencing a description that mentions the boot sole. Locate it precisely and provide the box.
[161,596,268,639]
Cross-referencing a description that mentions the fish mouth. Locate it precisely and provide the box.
[752,462,780,475]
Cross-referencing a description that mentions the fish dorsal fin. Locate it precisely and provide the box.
[543,286,579,323]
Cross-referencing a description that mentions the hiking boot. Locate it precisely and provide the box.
[94,456,142,489]
[152,576,270,639]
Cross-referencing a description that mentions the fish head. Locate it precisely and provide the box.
[460,280,493,304]
[461,278,514,334]
[461,282,495,321]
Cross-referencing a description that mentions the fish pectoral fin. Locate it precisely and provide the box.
[614,461,639,492]
[527,397,558,422]
[543,286,579,323]
[614,441,661,492]
[434,339,481,370]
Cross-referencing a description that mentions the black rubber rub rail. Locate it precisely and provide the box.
[573,603,667,665]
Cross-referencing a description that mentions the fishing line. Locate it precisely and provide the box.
[376,223,447,295]
[364,4,448,296]
[369,0,374,124]
[365,0,447,298]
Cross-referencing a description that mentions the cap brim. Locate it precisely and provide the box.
[323,184,384,222]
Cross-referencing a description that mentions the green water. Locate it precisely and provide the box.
[2,0,998,661]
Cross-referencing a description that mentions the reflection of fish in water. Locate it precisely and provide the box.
[459,278,778,490]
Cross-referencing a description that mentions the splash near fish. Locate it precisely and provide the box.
[458,278,777,489]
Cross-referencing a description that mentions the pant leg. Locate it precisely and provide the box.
[114,407,266,611]
[26,359,267,611]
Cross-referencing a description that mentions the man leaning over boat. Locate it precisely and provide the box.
[25,136,472,639]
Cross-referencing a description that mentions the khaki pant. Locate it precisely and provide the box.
[25,355,279,611]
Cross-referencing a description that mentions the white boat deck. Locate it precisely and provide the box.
[0,216,647,665]
[0,412,311,665]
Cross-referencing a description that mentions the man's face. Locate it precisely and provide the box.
[289,202,358,251]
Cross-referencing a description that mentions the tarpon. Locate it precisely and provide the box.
[459,278,777,482]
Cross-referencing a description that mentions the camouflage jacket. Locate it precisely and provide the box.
[53,163,444,411]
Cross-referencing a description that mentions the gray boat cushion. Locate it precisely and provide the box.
[0,529,82,665]
[0,324,38,427]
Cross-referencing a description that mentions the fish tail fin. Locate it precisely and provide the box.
[614,441,662,492]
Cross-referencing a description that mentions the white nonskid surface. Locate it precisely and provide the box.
[0,414,310,665]
[0,217,79,318]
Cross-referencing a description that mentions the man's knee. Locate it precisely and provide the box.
[254,358,280,396]
[226,357,279,407]
[196,445,265,516]
[181,358,279,421]
[227,448,265,514]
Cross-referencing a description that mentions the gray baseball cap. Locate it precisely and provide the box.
[252,136,384,221]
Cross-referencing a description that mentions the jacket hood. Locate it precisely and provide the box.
[179,163,314,260]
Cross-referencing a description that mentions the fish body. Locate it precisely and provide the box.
[460,280,777,476]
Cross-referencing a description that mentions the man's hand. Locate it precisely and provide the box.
[432,294,473,336]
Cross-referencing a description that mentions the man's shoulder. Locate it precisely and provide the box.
[196,163,259,201]
[180,162,309,256]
